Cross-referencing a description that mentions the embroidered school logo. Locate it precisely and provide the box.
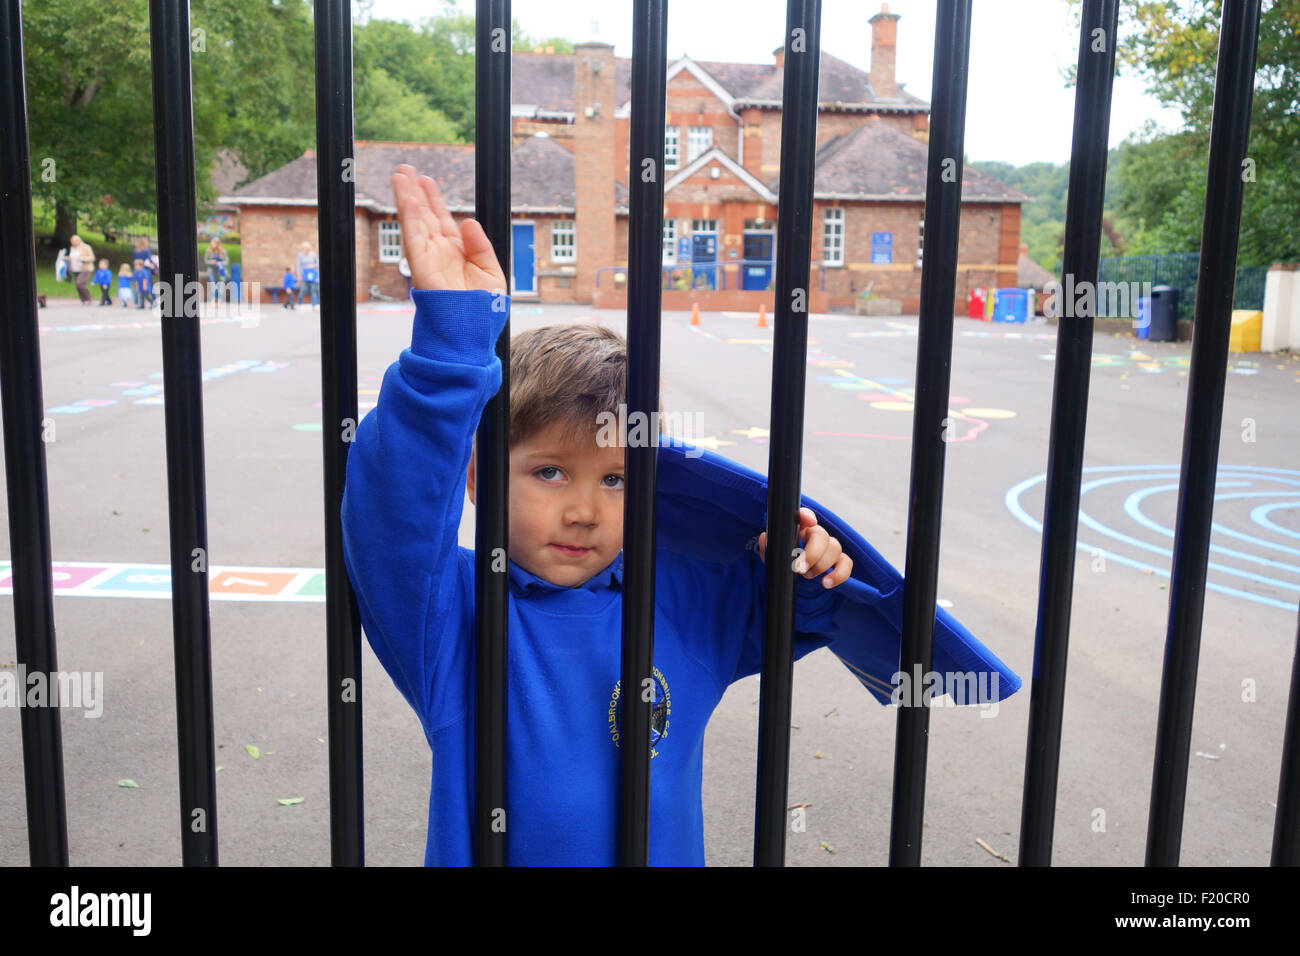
[608,667,671,758]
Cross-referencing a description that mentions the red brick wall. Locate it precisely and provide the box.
[811,199,1017,314]
[574,42,616,303]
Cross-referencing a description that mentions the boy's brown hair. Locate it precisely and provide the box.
[474,323,664,456]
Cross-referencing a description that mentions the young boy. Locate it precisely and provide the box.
[341,165,857,867]
[282,266,299,310]
[93,259,113,306]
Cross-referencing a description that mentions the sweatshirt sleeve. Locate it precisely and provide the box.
[666,546,848,692]
[341,288,510,725]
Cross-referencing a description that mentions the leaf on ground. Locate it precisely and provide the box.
[277,797,305,806]
[117,779,140,788]
[215,765,224,773]
[819,841,835,853]
[245,744,260,759]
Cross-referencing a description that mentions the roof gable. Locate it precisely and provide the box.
[664,146,777,203]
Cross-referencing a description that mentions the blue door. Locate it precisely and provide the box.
[691,233,717,290]
[742,233,773,290]
[512,223,535,294]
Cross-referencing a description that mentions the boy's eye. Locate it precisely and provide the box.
[604,474,625,489]
[536,466,561,480]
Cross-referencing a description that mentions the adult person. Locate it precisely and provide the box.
[203,237,228,304]
[399,255,411,298]
[296,241,319,308]
[67,234,95,305]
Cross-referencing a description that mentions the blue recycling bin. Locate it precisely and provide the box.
[992,288,1028,323]
[1135,295,1151,339]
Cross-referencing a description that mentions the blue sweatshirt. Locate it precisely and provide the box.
[93,267,112,288]
[340,288,847,866]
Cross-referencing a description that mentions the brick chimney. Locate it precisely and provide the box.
[574,41,616,304]
[772,44,784,69]
[869,4,900,99]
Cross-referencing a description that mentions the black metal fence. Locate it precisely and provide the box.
[1054,252,1271,317]
[1,0,1295,868]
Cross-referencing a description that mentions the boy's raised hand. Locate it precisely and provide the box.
[390,164,507,293]
[757,507,853,589]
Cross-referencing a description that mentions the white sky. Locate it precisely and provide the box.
[362,0,1184,165]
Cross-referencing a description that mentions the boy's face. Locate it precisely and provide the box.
[468,420,625,588]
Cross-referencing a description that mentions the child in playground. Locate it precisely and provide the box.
[132,257,153,309]
[282,266,298,310]
[93,259,113,306]
[340,166,858,866]
[117,264,135,307]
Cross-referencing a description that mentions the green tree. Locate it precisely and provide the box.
[23,0,315,245]
[1076,0,1300,265]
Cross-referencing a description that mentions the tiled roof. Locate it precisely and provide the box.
[219,134,628,213]
[789,118,1030,202]
[730,51,927,110]
[512,50,927,115]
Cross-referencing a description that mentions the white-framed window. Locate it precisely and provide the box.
[691,218,717,234]
[550,220,576,262]
[664,126,680,169]
[378,220,402,263]
[917,218,925,267]
[687,126,713,162]
[662,219,676,264]
[822,208,844,266]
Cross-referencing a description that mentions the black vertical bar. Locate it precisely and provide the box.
[0,0,69,867]
[148,0,218,866]
[619,0,668,868]
[1017,0,1119,867]
[753,0,821,867]
[314,0,363,867]
[887,0,971,868]
[474,0,511,868]
[1146,0,1261,867]
[1272,610,1300,865]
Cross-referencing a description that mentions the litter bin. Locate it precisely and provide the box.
[968,287,988,319]
[1149,285,1178,342]
[1135,295,1151,339]
[992,288,1028,323]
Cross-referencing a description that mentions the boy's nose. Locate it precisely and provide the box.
[562,491,599,526]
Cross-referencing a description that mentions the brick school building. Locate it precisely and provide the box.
[222,4,1026,313]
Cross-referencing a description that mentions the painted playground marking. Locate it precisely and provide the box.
[0,561,327,603]
[1005,464,1300,612]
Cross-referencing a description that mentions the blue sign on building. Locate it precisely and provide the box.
[871,231,893,264]
[677,236,692,261]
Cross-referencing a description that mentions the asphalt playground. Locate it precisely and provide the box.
[1,295,1297,866]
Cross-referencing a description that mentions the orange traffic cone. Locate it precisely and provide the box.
[757,303,767,328]
[690,302,700,326]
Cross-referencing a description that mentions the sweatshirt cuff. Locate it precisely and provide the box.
[410,288,511,364]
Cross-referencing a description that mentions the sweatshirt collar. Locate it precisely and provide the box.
[508,551,623,595]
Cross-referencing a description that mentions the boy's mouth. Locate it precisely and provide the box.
[551,543,592,557]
